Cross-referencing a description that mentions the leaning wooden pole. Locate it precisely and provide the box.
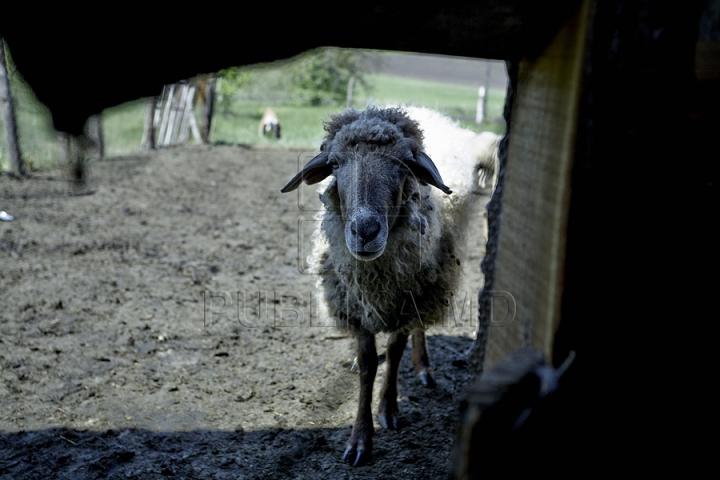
[87,113,103,159]
[198,74,216,144]
[0,38,24,177]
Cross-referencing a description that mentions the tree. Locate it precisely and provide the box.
[0,38,24,176]
[215,48,378,109]
[216,67,253,98]
[288,48,377,106]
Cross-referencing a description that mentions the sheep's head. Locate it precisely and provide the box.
[281,107,451,261]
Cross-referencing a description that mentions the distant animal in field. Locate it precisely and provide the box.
[258,108,281,139]
[281,106,500,466]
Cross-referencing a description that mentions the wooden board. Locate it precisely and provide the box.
[484,0,592,369]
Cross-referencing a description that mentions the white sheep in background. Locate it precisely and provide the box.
[258,107,281,139]
[281,106,500,466]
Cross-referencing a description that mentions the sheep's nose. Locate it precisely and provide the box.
[350,217,381,245]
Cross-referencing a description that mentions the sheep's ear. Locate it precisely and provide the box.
[280,152,332,193]
[408,151,453,194]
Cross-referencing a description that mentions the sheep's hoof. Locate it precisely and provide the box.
[378,396,399,430]
[343,431,373,466]
[378,411,399,430]
[418,370,437,389]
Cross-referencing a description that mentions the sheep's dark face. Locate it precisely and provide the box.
[280,108,452,262]
[328,146,408,261]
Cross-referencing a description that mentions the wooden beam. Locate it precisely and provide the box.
[484,0,593,369]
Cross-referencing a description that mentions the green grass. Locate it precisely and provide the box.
[211,102,330,149]
[101,99,149,158]
[0,77,62,171]
[355,73,506,133]
[210,72,506,148]
[2,59,506,172]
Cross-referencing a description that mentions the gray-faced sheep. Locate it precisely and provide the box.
[281,106,500,466]
[258,107,281,139]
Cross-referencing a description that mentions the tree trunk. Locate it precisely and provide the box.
[0,38,24,176]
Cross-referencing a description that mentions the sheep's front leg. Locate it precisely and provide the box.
[378,330,409,430]
[411,329,436,388]
[343,329,377,466]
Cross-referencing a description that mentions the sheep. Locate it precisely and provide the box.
[281,106,500,466]
[258,107,281,139]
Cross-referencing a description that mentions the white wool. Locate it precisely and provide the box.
[403,106,501,242]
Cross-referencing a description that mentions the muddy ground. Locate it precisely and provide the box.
[0,143,489,479]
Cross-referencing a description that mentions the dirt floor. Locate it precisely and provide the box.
[0,143,489,479]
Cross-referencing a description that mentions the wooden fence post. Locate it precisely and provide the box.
[141,96,157,149]
[0,37,24,176]
[198,74,216,144]
[346,76,356,108]
[87,113,103,159]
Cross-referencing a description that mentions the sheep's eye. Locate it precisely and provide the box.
[327,156,340,170]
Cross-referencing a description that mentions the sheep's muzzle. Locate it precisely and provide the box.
[345,207,388,261]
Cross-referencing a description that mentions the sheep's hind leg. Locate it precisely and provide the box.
[343,329,378,466]
[411,329,437,388]
[378,330,409,430]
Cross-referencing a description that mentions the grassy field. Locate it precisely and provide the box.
[1,60,506,171]
[211,73,506,149]
[0,77,62,172]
